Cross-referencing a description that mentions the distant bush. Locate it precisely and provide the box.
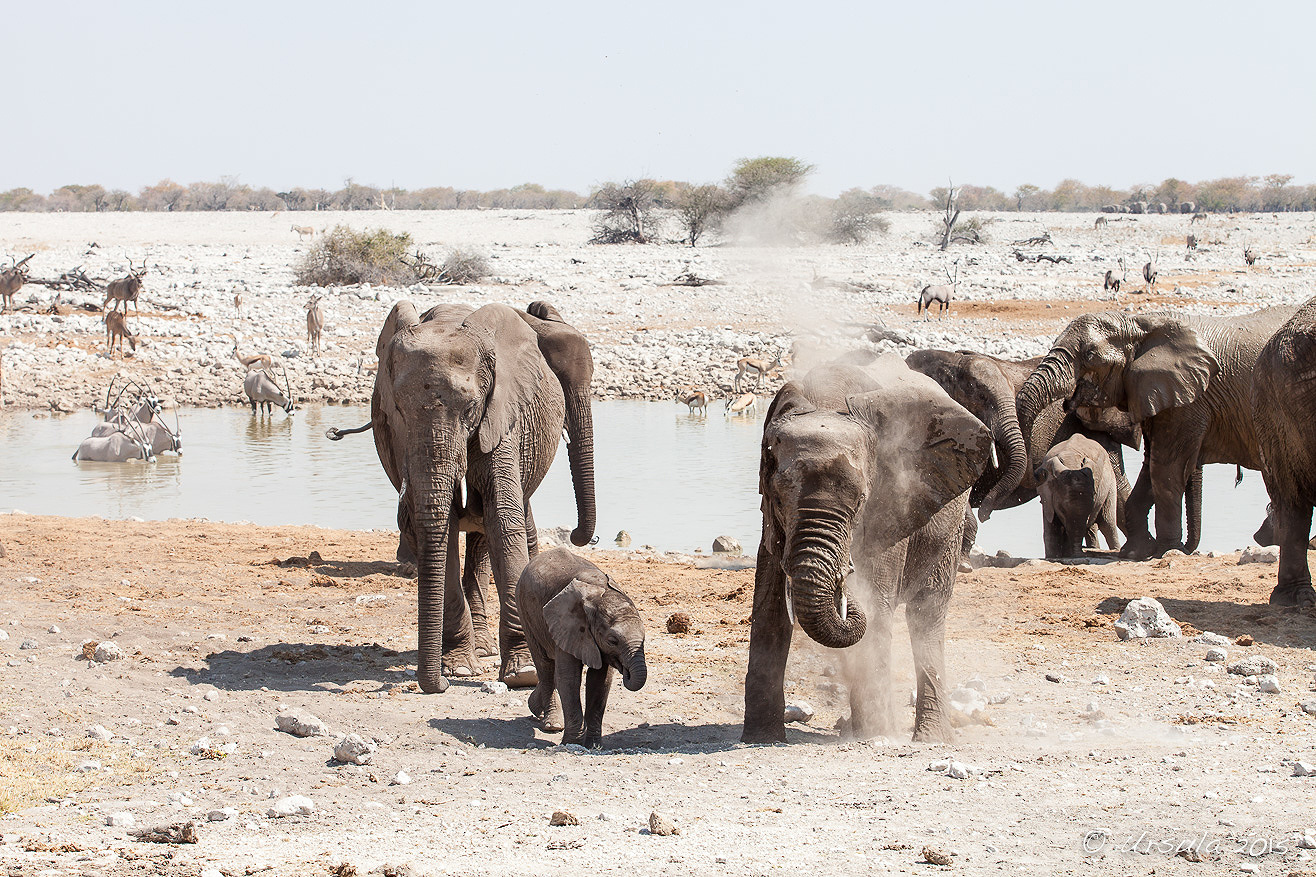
[434,248,490,284]
[828,189,890,244]
[294,226,420,286]
[589,179,663,244]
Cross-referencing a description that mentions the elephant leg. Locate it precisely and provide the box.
[844,602,894,739]
[1098,493,1121,552]
[462,532,497,658]
[555,654,586,745]
[1119,458,1158,559]
[742,539,792,744]
[482,449,536,687]
[1149,455,1194,555]
[1272,499,1316,607]
[1042,516,1063,560]
[527,638,562,733]
[906,589,953,743]
[581,665,615,749]
[395,502,418,572]
[1084,521,1100,550]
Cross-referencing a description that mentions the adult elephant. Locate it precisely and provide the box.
[1251,297,1316,607]
[1016,306,1297,559]
[743,354,991,744]
[371,300,597,693]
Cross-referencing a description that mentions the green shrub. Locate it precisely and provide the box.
[294,226,419,286]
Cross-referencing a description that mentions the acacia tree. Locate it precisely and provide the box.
[589,179,662,243]
[675,184,727,246]
[726,156,815,206]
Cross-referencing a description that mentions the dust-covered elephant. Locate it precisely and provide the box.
[743,354,991,744]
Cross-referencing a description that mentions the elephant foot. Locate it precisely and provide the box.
[500,652,538,688]
[911,719,954,744]
[740,722,787,744]
[474,643,498,659]
[1269,581,1316,608]
[957,559,974,574]
[442,644,482,678]
[395,561,417,579]
[1118,538,1160,561]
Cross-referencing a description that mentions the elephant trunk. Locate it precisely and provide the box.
[977,389,1029,521]
[564,391,597,546]
[1185,466,1203,553]
[412,451,463,694]
[787,507,866,649]
[620,644,647,692]
[1016,347,1077,446]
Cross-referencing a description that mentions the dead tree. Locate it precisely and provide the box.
[938,183,961,251]
[1010,231,1052,246]
[1013,250,1072,264]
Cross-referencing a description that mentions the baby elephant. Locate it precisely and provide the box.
[1035,435,1121,559]
[518,548,647,748]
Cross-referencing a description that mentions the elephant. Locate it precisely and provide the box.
[1016,306,1298,559]
[1180,201,1196,214]
[369,300,597,693]
[1035,435,1121,558]
[518,547,647,748]
[742,354,992,744]
[1251,297,1316,606]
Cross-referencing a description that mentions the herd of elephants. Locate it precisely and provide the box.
[303,293,1316,748]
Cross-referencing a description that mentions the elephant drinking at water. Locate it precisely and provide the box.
[743,354,991,744]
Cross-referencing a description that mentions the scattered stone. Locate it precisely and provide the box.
[1239,546,1278,564]
[550,810,579,826]
[1300,701,1316,717]
[19,638,37,650]
[207,808,237,822]
[355,594,388,606]
[203,689,219,702]
[1297,831,1316,849]
[922,846,953,866]
[614,530,632,548]
[168,792,193,806]
[1292,761,1316,777]
[1258,675,1282,694]
[1228,656,1278,677]
[946,761,975,779]
[1193,632,1231,647]
[1114,597,1182,640]
[333,733,376,765]
[389,771,411,786]
[648,811,679,836]
[712,536,742,555]
[1204,648,1228,663]
[267,795,315,817]
[77,760,102,773]
[1235,634,1255,646]
[1045,673,1066,684]
[0,630,7,641]
[783,701,815,724]
[479,681,508,695]
[666,613,691,635]
[105,812,135,828]
[275,709,330,738]
[86,725,113,741]
[47,625,60,634]
[93,642,126,662]
[131,822,199,844]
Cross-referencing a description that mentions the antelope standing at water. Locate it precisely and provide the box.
[675,388,708,416]
[734,353,783,393]
[725,393,758,416]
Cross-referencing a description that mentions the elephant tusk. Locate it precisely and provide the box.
[399,477,408,501]
[990,440,998,469]
[562,428,570,445]
[784,577,796,627]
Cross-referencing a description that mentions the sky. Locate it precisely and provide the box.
[8,1,1315,198]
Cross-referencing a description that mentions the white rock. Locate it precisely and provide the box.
[0,630,8,641]
[86,725,113,741]
[1258,674,1282,694]
[266,795,315,817]
[207,807,238,822]
[333,733,376,765]
[275,709,329,738]
[47,625,60,634]
[946,761,976,779]
[1114,597,1182,640]
[201,870,224,877]
[203,689,220,702]
[93,642,126,662]
[77,760,101,772]
[189,737,212,754]
[949,686,989,717]
[1301,701,1316,716]
[354,594,388,606]
[1297,831,1316,849]
[479,681,508,695]
[1193,632,1231,647]
[1204,648,1227,663]
[1239,546,1278,564]
[19,638,37,650]
[1228,655,1279,676]
[1293,761,1316,777]
[105,812,135,828]
[168,791,193,806]
[783,701,814,723]
[390,770,412,786]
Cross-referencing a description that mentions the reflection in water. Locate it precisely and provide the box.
[0,404,1273,557]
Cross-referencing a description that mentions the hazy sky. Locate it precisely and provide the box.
[9,1,1314,197]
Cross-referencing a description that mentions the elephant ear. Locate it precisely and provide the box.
[376,300,420,360]
[760,382,816,496]
[845,364,992,546]
[471,306,551,455]
[543,580,605,669]
[1124,322,1219,421]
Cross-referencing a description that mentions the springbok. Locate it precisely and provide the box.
[1,254,34,313]
[103,258,147,312]
[291,225,315,240]
[734,353,783,393]
[231,334,273,372]
[306,296,325,354]
[675,388,708,416]
[104,311,137,356]
[725,393,758,416]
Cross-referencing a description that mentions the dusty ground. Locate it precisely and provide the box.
[1,514,1314,876]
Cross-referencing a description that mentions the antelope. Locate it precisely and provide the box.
[734,352,783,393]
[306,295,325,354]
[1093,215,1108,230]
[233,288,243,318]
[1,254,34,313]
[1142,251,1158,292]
[1186,234,1198,251]
[244,367,295,415]
[1244,244,1259,266]
[231,334,273,372]
[104,310,137,356]
[675,388,708,416]
[291,224,315,240]
[917,260,959,320]
[1190,212,1208,224]
[103,258,147,312]
[725,392,758,416]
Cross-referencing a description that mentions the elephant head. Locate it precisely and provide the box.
[519,301,597,547]
[905,349,1030,522]
[374,301,555,694]
[544,575,647,691]
[1035,455,1097,554]
[759,356,991,650]
[1016,312,1220,439]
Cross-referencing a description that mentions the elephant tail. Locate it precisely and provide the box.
[326,422,372,441]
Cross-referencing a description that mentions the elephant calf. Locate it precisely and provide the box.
[1035,435,1120,559]
[518,548,647,749]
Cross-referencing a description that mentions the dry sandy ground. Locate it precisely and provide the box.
[1,515,1315,876]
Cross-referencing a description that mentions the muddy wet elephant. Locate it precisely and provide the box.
[370,300,597,692]
[1016,306,1297,559]
[1251,297,1316,607]
[743,354,991,744]
[1035,435,1121,558]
